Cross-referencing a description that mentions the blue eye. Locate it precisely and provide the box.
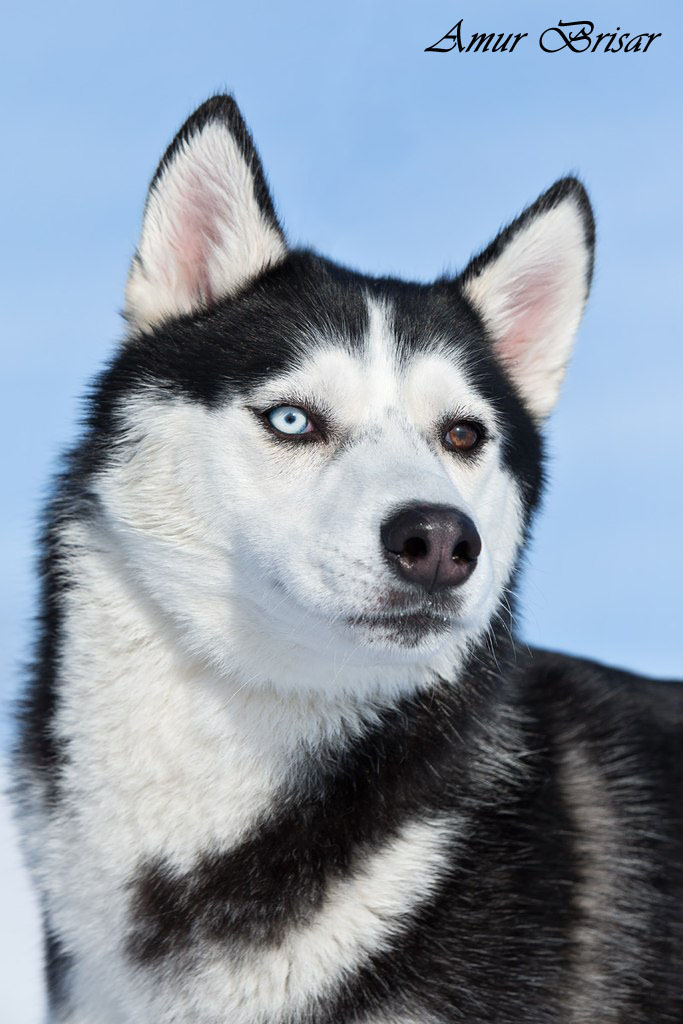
[266,405,314,436]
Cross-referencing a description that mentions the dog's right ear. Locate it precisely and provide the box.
[125,95,287,333]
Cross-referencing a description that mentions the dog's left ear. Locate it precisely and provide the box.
[460,178,595,421]
[125,95,286,333]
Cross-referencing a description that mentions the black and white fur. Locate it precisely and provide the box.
[12,95,683,1023]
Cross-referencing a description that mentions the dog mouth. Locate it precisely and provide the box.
[269,573,460,646]
[348,586,461,627]
[348,610,451,632]
[346,597,459,645]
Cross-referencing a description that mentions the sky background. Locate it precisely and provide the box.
[1,1,681,1019]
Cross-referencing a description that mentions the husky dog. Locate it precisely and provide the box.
[13,96,683,1023]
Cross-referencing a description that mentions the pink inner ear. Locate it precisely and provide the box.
[497,268,559,363]
[172,168,226,308]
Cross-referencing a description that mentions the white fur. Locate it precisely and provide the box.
[93,299,525,698]
[125,120,285,333]
[463,196,591,420]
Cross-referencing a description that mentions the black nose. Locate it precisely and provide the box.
[380,504,481,592]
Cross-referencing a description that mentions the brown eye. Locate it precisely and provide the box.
[444,420,482,453]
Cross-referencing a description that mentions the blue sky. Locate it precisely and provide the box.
[1,0,681,752]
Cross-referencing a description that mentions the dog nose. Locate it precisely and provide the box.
[380,504,481,592]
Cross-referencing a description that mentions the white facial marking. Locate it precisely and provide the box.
[92,296,526,700]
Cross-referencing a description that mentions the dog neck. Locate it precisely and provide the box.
[39,514,517,866]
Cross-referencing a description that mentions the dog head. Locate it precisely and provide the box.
[90,96,594,698]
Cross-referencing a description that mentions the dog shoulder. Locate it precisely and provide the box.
[516,646,683,830]
[519,646,683,732]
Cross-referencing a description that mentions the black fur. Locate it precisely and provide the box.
[15,478,89,808]
[43,923,73,1014]
[460,176,596,295]
[152,95,283,240]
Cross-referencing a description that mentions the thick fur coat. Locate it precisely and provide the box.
[12,96,683,1023]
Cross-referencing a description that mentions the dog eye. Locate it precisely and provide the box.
[443,420,482,453]
[266,405,315,436]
